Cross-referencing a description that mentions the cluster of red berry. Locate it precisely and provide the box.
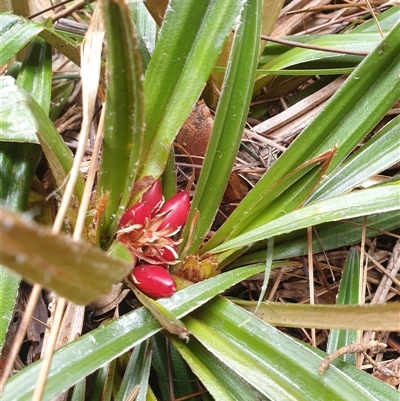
[117,180,190,298]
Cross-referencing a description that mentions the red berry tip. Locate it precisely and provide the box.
[119,202,151,228]
[161,246,178,262]
[130,264,177,298]
[141,179,163,214]
[157,191,190,231]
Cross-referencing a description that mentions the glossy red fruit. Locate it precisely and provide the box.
[141,179,163,214]
[161,246,177,262]
[130,264,177,298]
[157,191,190,231]
[152,246,178,265]
[119,202,151,228]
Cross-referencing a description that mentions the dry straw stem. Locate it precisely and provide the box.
[31,6,105,401]
[273,0,387,37]
[307,226,317,348]
[0,285,41,393]
[361,239,400,362]
[260,34,369,56]
[236,301,400,331]
[286,1,393,15]
[272,0,332,37]
[356,217,368,368]
[253,77,346,138]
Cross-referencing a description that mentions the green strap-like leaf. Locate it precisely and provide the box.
[205,21,400,252]
[202,150,335,253]
[0,76,85,201]
[211,182,400,254]
[187,297,398,401]
[183,0,262,254]
[169,334,265,401]
[275,22,400,179]
[259,6,399,65]
[2,263,266,400]
[233,211,400,265]
[0,36,52,352]
[0,13,43,65]
[17,36,52,114]
[0,13,80,66]
[308,115,400,203]
[128,1,155,71]
[235,300,399,331]
[139,0,246,180]
[326,248,360,364]
[150,335,173,401]
[152,334,199,401]
[96,0,145,242]
[0,75,39,143]
[132,287,189,340]
[115,340,152,401]
[86,359,116,400]
[255,33,380,92]
[69,378,85,401]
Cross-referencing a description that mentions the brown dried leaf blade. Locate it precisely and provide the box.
[1,208,132,305]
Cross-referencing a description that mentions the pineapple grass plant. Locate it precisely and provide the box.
[1,0,400,400]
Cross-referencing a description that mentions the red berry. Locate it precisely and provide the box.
[161,246,178,262]
[130,265,177,298]
[119,203,151,228]
[152,246,178,265]
[141,179,163,214]
[157,191,190,231]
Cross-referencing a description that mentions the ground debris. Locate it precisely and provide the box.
[319,341,387,374]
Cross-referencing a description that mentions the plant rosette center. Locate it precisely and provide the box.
[117,180,190,266]
[116,180,191,299]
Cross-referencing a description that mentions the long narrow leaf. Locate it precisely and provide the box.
[0,36,52,350]
[326,248,360,364]
[17,36,52,114]
[211,182,400,254]
[259,6,399,65]
[233,211,400,265]
[188,297,398,400]
[0,76,39,143]
[96,0,145,242]
[308,115,400,203]
[139,0,246,180]
[2,263,266,400]
[87,359,115,401]
[0,13,43,65]
[255,33,381,92]
[202,150,334,253]
[115,340,152,401]
[0,14,80,66]
[152,334,199,401]
[235,300,399,331]
[0,77,85,201]
[169,335,266,401]
[256,5,399,90]
[273,22,400,178]
[183,0,261,254]
[205,21,400,252]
